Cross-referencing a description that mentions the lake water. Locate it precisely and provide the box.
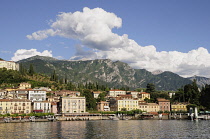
[0,120,210,139]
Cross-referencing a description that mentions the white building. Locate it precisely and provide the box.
[28,89,46,102]
[109,89,126,97]
[0,60,19,70]
[33,101,51,113]
[92,91,102,99]
[129,91,139,98]
[61,96,86,113]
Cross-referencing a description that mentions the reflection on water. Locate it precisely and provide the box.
[0,120,210,139]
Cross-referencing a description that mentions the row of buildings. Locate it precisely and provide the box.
[0,82,188,115]
[0,83,86,115]
[96,89,188,113]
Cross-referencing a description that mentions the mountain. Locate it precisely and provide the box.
[18,56,192,91]
[188,76,210,87]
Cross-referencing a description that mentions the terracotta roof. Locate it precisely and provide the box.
[16,89,32,91]
[51,102,57,105]
[93,91,102,94]
[139,103,148,105]
[157,98,170,102]
[0,99,31,102]
[140,92,150,94]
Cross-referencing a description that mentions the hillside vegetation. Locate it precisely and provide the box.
[18,56,192,91]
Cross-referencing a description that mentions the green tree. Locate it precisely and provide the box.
[146,83,155,93]
[83,89,96,110]
[183,80,200,105]
[28,64,35,76]
[97,92,107,102]
[173,88,184,102]
[200,84,210,109]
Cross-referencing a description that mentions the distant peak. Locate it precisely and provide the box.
[17,55,57,62]
[152,70,163,75]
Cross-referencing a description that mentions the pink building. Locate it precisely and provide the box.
[97,101,110,111]
[157,98,170,112]
[51,102,58,114]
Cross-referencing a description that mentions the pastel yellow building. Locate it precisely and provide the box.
[171,103,188,112]
[139,102,159,112]
[0,99,31,114]
[19,82,32,89]
[117,99,138,111]
[138,92,150,101]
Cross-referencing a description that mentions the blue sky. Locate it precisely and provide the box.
[1,0,210,77]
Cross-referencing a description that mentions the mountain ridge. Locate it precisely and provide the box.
[18,56,194,91]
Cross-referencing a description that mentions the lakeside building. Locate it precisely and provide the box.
[28,89,46,102]
[0,60,19,71]
[51,102,58,114]
[108,89,126,97]
[32,101,51,113]
[138,92,150,101]
[60,96,86,113]
[0,99,31,114]
[171,102,188,112]
[139,102,159,112]
[97,101,110,111]
[157,98,170,112]
[117,98,139,111]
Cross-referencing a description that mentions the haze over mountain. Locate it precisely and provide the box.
[17,56,196,91]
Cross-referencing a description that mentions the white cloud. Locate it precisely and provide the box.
[11,49,52,61]
[27,7,210,78]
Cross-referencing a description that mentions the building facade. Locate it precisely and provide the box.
[0,60,19,70]
[117,99,138,111]
[157,98,170,112]
[92,91,102,99]
[171,103,188,112]
[97,101,110,111]
[138,92,150,101]
[109,89,126,97]
[33,101,51,113]
[28,89,46,102]
[61,96,86,113]
[139,102,159,112]
[129,91,139,98]
[0,99,31,114]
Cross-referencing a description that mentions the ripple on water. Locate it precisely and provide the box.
[0,120,210,139]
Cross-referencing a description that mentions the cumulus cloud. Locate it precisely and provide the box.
[11,49,52,61]
[27,7,210,77]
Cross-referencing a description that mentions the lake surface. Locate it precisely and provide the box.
[0,120,210,139]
